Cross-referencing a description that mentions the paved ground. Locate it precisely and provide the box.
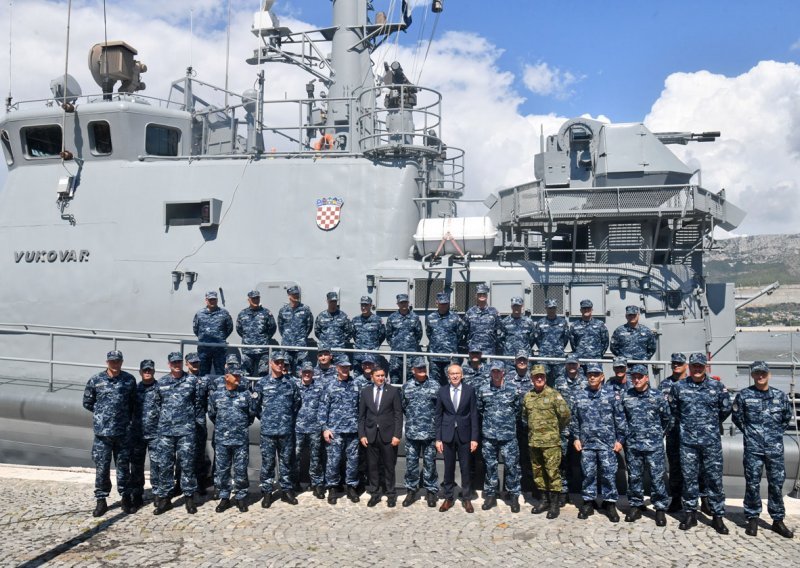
[2,464,800,567]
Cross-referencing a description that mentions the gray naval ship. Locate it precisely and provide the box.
[0,0,796,496]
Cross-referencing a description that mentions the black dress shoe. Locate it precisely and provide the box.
[745,517,758,537]
[426,491,438,508]
[215,498,231,513]
[481,496,496,511]
[261,492,274,509]
[402,490,417,507]
[367,494,382,507]
[655,510,666,526]
[281,491,298,505]
[771,520,794,538]
[679,510,697,530]
[121,495,134,514]
[185,495,197,514]
[439,499,454,512]
[625,507,642,523]
[387,496,397,508]
[236,499,249,513]
[510,496,520,513]
[92,498,108,518]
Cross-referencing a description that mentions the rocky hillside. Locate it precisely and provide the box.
[706,233,800,286]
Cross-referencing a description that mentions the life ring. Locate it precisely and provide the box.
[313,133,335,151]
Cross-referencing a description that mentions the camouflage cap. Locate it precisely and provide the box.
[205,290,218,300]
[139,359,155,370]
[270,351,287,361]
[579,299,593,309]
[468,342,483,353]
[625,305,640,315]
[490,360,505,371]
[247,289,261,298]
[227,366,243,376]
[317,343,331,354]
[361,354,376,365]
[226,353,241,365]
[335,356,352,367]
[106,350,124,361]
[257,358,271,375]
[530,364,547,376]
[396,293,409,303]
[670,352,687,364]
[688,352,707,365]
[750,360,769,373]
[544,299,558,309]
[510,296,524,306]
[300,361,315,373]
[436,292,450,303]
[411,357,427,369]
[167,351,184,363]
[630,364,648,376]
[564,353,579,364]
[286,285,301,295]
[585,363,604,374]
[476,283,490,295]
[184,352,200,363]
[612,356,628,368]
[360,295,373,305]
[326,291,339,302]
[515,349,529,360]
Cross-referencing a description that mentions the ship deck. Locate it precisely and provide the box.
[2,464,798,566]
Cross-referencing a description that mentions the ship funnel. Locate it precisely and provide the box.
[88,41,147,97]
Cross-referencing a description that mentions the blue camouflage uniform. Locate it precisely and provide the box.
[236,303,277,375]
[554,362,587,495]
[193,302,234,376]
[610,324,657,360]
[401,362,441,494]
[153,370,202,498]
[315,308,354,350]
[498,312,535,367]
[83,365,136,500]
[669,367,732,515]
[507,362,535,493]
[208,377,255,501]
[622,375,671,510]
[319,373,363,489]
[352,304,387,376]
[533,310,569,386]
[605,358,630,399]
[477,374,522,497]
[130,373,160,502]
[659,366,685,502]
[385,296,423,383]
[732,378,793,521]
[314,362,338,391]
[425,301,465,385]
[278,299,314,373]
[568,318,609,360]
[570,382,627,503]
[463,359,488,392]
[253,369,301,495]
[294,372,326,488]
[464,304,502,356]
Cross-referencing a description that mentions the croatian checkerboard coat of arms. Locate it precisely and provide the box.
[316,197,344,230]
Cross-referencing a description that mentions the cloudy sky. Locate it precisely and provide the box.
[1,0,799,236]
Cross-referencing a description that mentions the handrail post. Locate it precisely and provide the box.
[402,353,407,385]
[49,332,54,392]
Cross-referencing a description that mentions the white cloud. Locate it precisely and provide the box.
[644,61,800,236]
[522,61,580,100]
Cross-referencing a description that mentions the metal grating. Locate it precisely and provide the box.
[530,284,564,315]
[545,186,692,218]
[414,279,485,311]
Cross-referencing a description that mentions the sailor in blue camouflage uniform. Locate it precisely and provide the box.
[83,350,136,517]
[314,344,338,389]
[621,364,671,526]
[661,352,688,511]
[610,305,657,361]
[130,359,160,510]
[294,361,327,499]
[462,344,488,391]
[498,296,535,368]
[464,284,501,355]
[236,290,277,375]
[153,352,202,515]
[401,358,441,508]
[477,361,522,512]
[533,299,569,386]
[208,367,255,513]
[385,293,423,384]
[315,291,354,352]
[554,354,587,503]
[506,351,534,495]
[193,291,234,376]
[669,352,732,534]
[320,358,364,504]
[733,361,795,538]
[426,291,465,385]
[278,285,314,374]
[571,362,626,523]
[184,351,215,497]
[253,351,302,508]
[605,356,629,397]
[352,296,387,377]
[568,299,609,363]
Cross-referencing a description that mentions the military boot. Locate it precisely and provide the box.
[426,491,438,508]
[558,492,567,507]
[121,495,134,514]
[481,495,497,511]
[281,491,299,505]
[531,493,550,514]
[679,510,697,530]
[327,491,338,505]
[625,506,642,523]
[236,499,249,513]
[711,515,729,535]
[745,517,758,537]
[312,485,326,500]
[215,498,231,513]
[261,492,274,509]
[577,501,594,519]
[153,497,172,515]
[185,495,197,514]
[346,486,360,503]
[655,510,666,527]
[700,496,712,516]
[402,490,417,507]
[546,493,560,519]
[605,502,620,523]
[667,498,682,513]
[92,498,108,518]
[771,520,794,538]
[510,495,520,513]
[132,494,144,509]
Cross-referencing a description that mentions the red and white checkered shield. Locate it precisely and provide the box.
[316,197,344,231]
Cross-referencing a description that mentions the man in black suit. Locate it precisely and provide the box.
[359,367,404,507]
[435,364,479,513]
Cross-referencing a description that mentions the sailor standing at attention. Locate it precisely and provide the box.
[235,289,277,376]
[193,290,234,376]
[278,285,314,374]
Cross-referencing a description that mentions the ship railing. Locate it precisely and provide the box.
[6,92,176,112]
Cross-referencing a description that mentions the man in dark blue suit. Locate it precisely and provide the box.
[435,364,479,513]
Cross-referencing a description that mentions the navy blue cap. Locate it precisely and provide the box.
[317,344,331,354]
[625,305,640,315]
[226,353,241,365]
[510,296,524,306]
[436,292,450,303]
[247,289,260,298]
[750,360,769,373]
[300,361,315,373]
[335,356,351,367]
[545,299,557,309]
[671,353,687,364]
[361,354,376,365]
[476,284,490,294]
[106,350,123,361]
[411,357,427,369]
[139,359,155,370]
[205,290,218,300]
[630,364,648,375]
[167,351,184,363]
[468,342,483,353]
[227,366,243,376]
[326,291,339,301]
[515,349,529,360]
[396,293,409,302]
[612,356,628,368]
[184,352,200,363]
[586,363,604,374]
[565,353,579,364]
[490,360,505,371]
[286,285,300,295]
[360,296,372,305]
[579,299,593,309]
[270,351,287,361]
[689,352,707,365]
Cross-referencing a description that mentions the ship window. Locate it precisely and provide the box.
[0,130,12,165]
[88,121,113,155]
[146,124,180,156]
[22,125,62,158]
